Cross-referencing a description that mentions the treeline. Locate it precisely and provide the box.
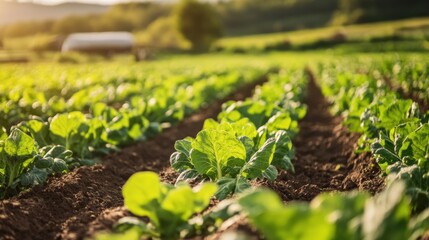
[1,0,428,39]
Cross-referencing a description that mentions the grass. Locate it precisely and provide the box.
[216,17,429,51]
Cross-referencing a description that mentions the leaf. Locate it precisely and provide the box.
[229,118,258,139]
[262,165,278,181]
[190,128,246,180]
[272,131,294,172]
[0,127,7,140]
[44,145,73,159]
[377,99,418,130]
[19,168,48,187]
[371,141,401,165]
[311,191,369,240]
[193,183,217,212]
[34,156,53,169]
[161,185,198,221]
[175,169,199,184]
[266,112,293,134]
[170,139,193,172]
[362,181,410,240]
[409,208,429,240]
[50,112,86,141]
[399,124,429,169]
[215,177,236,200]
[202,118,220,130]
[239,189,334,240]
[122,172,163,226]
[52,158,68,173]
[242,138,276,179]
[238,136,255,161]
[161,182,216,221]
[3,128,37,163]
[215,177,251,200]
[22,119,50,147]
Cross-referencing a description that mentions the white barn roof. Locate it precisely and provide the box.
[62,32,134,52]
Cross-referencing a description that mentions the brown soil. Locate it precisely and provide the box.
[0,77,267,240]
[258,72,385,201]
[0,72,386,240]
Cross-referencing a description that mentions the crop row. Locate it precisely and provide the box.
[0,63,270,198]
[0,62,269,130]
[95,69,308,239]
[97,64,429,240]
[318,58,429,213]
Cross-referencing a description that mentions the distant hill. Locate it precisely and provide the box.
[0,1,109,26]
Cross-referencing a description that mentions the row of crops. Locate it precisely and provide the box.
[1,54,429,239]
[97,58,429,240]
[0,60,272,197]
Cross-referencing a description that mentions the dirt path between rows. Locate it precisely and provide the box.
[0,77,268,240]
[258,71,385,201]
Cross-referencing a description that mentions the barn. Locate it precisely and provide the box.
[61,32,135,55]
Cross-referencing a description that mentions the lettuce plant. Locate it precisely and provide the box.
[0,128,37,197]
[96,171,216,240]
[171,120,294,199]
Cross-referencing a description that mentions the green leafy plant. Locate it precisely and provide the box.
[171,120,294,199]
[96,171,217,240]
[0,128,37,197]
[237,181,429,240]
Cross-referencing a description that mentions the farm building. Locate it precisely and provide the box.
[61,31,134,54]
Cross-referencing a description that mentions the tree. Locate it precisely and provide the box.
[174,0,222,52]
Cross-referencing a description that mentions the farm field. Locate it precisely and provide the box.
[0,51,429,240]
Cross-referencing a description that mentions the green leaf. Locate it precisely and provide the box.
[266,112,293,134]
[122,172,163,226]
[242,138,276,179]
[202,118,220,130]
[377,99,418,130]
[371,141,401,165]
[21,119,50,147]
[238,136,255,161]
[272,131,294,172]
[239,189,334,240]
[399,124,429,170]
[161,182,216,221]
[19,168,48,187]
[238,189,284,215]
[311,191,369,240]
[44,145,73,159]
[3,128,37,163]
[0,127,7,140]
[215,177,236,200]
[50,112,86,140]
[262,165,278,181]
[215,177,251,200]
[362,181,410,240]
[34,156,53,169]
[52,158,68,173]
[190,127,246,180]
[176,169,199,183]
[229,118,258,139]
[170,138,193,172]
[409,208,429,240]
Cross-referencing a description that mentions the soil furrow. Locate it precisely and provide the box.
[258,71,385,201]
[0,77,268,240]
